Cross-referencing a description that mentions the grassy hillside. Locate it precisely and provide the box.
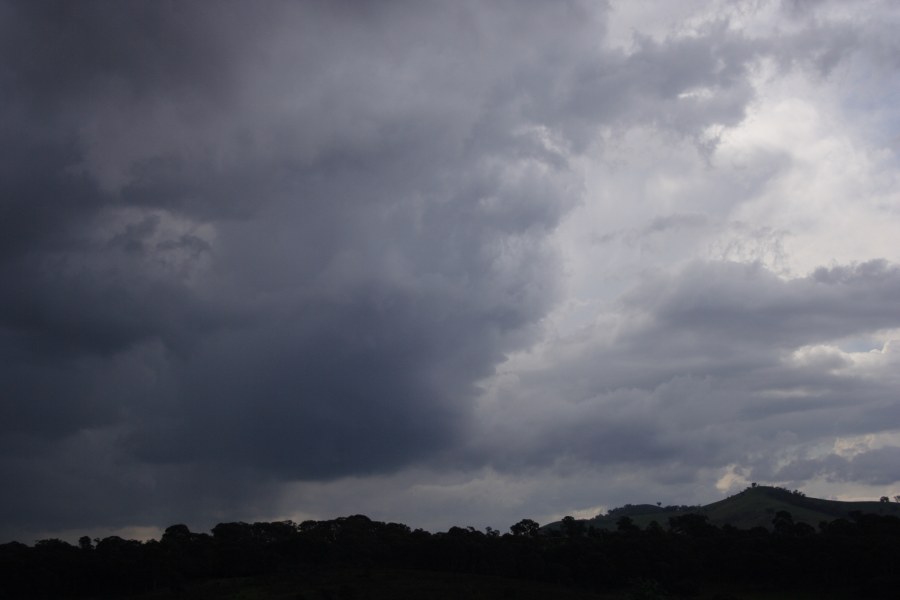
[700,485,899,528]
[551,485,900,531]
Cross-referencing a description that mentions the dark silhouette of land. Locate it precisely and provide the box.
[545,484,900,531]
[2,486,899,599]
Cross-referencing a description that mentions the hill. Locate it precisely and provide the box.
[548,485,900,531]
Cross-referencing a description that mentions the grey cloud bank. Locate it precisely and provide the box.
[2,0,900,542]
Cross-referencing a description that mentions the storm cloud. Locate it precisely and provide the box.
[2,0,900,541]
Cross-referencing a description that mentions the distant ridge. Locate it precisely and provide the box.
[548,485,900,531]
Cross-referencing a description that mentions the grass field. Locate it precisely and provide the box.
[562,485,900,531]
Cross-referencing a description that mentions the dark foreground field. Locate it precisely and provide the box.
[130,568,868,600]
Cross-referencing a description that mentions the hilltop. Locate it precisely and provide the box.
[549,485,900,531]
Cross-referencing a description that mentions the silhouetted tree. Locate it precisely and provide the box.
[772,510,795,535]
[509,518,540,537]
[561,516,585,538]
[616,516,639,534]
[668,514,715,537]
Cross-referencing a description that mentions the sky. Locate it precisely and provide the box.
[2,0,900,543]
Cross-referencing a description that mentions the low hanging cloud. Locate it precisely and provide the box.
[476,259,900,494]
[2,0,900,541]
[775,445,900,486]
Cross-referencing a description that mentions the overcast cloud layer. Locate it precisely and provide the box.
[2,0,900,542]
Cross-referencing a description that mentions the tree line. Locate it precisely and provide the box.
[2,510,899,598]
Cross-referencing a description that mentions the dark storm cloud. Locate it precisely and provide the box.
[0,0,883,540]
[0,0,600,536]
[0,0,263,144]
